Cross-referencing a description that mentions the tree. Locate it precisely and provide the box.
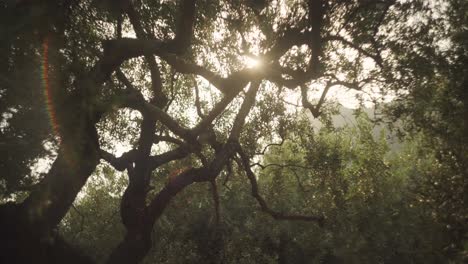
[0,0,464,263]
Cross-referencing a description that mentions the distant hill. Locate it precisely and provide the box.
[309,106,402,153]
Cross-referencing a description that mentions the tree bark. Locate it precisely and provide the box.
[0,55,102,264]
[0,121,100,263]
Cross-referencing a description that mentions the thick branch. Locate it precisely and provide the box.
[100,149,137,171]
[126,2,166,103]
[101,0,196,75]
[169,0,197,54]
[194,82,204,117]
[141,103,192,139]
[229,81,261,141]
[115,69,139,93]
[192,87,244,134]
[147,167,207,221]
[264,28,311,61]
[153,135,184,145]
[115,74,191,139]
[210,180,221,224]
[301,82,331,118]
[149,145,195,170]
[101,38,165,71]
[307,0,324,76]
[159,53,226,93]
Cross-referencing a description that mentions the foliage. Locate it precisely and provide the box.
[383,0,468,259]
[61,113,457,263]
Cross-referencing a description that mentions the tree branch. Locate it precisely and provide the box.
[301,82,331,118]
[255,136,286,156]
[100,149,137,172]
[194,82,205,118]
[210,180,221,224]
[324,35,383,68]
[236,144,324,225]
[264,28,311,61]
[153,135,184,146]
[307,0,325,76]
[228,81,261,141]
[250,162,314,171]
[149,145,195,170]
[169,0,197,54]
[125,2,167,104]
[159,53,227,94]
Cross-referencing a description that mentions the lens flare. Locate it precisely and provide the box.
[42,38,77,167]
[42,37,60,140]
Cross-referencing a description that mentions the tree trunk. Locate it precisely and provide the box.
[106,168,206,264]
[105,224,153,264]
[0,106,100,263]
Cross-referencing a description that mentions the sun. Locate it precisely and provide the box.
[243,55,261,68]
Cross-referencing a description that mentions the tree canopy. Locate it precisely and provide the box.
[0,0,466,263]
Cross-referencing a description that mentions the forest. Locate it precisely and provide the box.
[0,0,466,263]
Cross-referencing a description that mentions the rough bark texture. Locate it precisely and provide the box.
[0,117,100,263]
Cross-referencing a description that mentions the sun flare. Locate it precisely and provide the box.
[243,56,261,68]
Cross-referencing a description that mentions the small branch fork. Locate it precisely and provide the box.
[300,74,375,118]
[236,144,324,226]
[301,82,332,118]
[251,162,314,193]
